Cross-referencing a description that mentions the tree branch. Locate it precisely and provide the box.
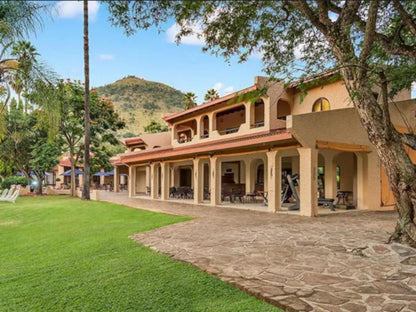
[289,0,329,35]
[359,0,378,65]
[402,133,416,150]
[393,0,416,37]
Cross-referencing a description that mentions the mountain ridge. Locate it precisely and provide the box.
[96,75,184,137]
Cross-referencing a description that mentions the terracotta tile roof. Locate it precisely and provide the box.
[120,129,295,164]
[288,69,339,88]
[163,85,258,122]
[123,137,145,146]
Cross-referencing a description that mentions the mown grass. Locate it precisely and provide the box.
[0,196,279,311]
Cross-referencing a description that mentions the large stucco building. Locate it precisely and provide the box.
[111,73,415,216]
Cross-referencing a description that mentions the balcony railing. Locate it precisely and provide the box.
[252,121,265,128]
[218,127,240,135]
[178,137,193,144]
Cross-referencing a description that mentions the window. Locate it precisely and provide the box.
[312,98,330,112]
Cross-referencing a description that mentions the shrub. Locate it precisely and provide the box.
[1,176,29,189]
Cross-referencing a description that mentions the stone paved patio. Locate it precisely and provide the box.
[100,192,416,312]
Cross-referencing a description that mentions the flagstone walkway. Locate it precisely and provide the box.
[100,192,416,312]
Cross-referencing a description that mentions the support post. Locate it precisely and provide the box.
[150,163,158,199]
[267,151,281,212]
[298,147,318,217]
[193,158,203,204]
[160,162,169,200]
[324,153,337,200]
[128,165,135,198]
[114,166,120,192]
[210,156,220,206]
[245,159,254,194]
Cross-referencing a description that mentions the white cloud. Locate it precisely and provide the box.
[213,82,223,91]
[223,86,235,94]
[98,54,114,61]
[211,82,234,96]
[166,23,205,46]
[54,1,100,20]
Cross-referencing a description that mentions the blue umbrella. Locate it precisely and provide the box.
[104,170,114,176]
[94,171,107,176]
[60,169,84,176]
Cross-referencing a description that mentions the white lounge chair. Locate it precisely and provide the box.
[0,189,19,203]
[7,190,20,203]
[0,189,8,200]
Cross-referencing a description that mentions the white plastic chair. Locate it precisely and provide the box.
[6,190,19,203]
[0,189,8,200]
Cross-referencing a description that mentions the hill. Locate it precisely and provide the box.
[96,76,184,136]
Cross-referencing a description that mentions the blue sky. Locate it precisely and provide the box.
[29,1,415,101]
[29,1,264,103]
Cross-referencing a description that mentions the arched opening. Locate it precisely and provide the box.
[312,97,330,112]
[175,119,197,143]
[200,115,209,139]
[253,100,265,128]
[215,105,245,135]
[277,99,291,120]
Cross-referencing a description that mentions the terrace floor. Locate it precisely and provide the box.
[100,191,416,312]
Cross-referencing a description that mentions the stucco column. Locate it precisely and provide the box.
[100,169,105,186]
[267,151,281,212]
[114,166,120,193]
[78,172,83,189]
[210,156,220,206]
[298,147,318,217]
[365,152,380,210]
[193,158,203,204]
[245,158,254,194]
[324,153,337,199]
[150,163,158,199]
[128,165,135,197]
[356,153,365,209]
[160,162,169,200]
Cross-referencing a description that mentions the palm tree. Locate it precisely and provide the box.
[204,88,219,102]
[82,0,91,200]
[10,40,39,112]
[182,92,197,110]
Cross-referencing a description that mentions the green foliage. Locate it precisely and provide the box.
[1,176,28,189]
[204,88,219,102]
[143,102,160,110]
[122,132,136,138]
[143,120,168,133]
[96,76,183,135]
[182,92,197,110]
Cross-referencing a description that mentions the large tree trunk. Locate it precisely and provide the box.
[82,0,91,200]
[70,157,76,197]
[341,71,416,246]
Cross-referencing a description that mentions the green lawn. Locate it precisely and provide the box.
[0,196,279,312]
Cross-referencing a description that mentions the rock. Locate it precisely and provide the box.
[372,244,390,254]
[401,256,416,265]
[274,295,313,312]
[381,302,406,312]
[341,302,367,312]
[365,295,385,306]
[301,272,352,285]
[391,244,416,257]
[307,291,348,305]
[373,281,416,295]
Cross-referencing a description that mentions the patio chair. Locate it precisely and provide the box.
[0,189,8,200]
[6,190,19,203]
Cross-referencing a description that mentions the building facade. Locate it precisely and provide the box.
[112,74,415,216]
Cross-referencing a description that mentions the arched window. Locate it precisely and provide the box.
[312,98,330,112]
[257,164,264,185]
